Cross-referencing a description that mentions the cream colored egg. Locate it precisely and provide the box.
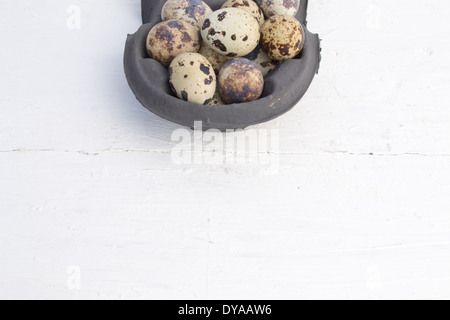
[146,20,201,67]
[207,87,227,106]
[201,8,260,57]
[255,0,300,18]
[221,0,265,27]
[169,53,216,105]
[244,45,279,76]
[260,15,304,61]
[162,0,213,28]
[199,44,232,75]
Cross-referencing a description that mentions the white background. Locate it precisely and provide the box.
[1,0,450,300]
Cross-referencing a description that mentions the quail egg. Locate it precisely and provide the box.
[218,58,264,104]
[147,20,201,67]
[198,44,232,75]
[244,45,279,76]
[161,0,213,28]
[221,0,265,27]
[255,0,300,18]
[207,88,227,106]
[201,8,260,57]
[260,15,304,60]
[169,53,216,105]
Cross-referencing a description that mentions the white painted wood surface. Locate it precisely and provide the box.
[1,0,450,300]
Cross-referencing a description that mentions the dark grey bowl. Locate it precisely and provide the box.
[124,0,321,130]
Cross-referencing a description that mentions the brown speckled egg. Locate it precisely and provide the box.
[162,0,213,28]
[255,0,300,18]
[199,44,232,75]
[169,53,216,105]
[219,58,264,104]
[201,8,260,57]
[207,89,227,106]
[146,20,201,67]
[221,0,265,27]
[244,45,280,76]
[260,15,304,61]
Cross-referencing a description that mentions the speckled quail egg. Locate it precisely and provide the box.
[221,0,265,27]
[244,45,279,76]
[147,20,201,67]
[255,0,300,18]
[198,44,232,75]
[201,8,260,57]
[207,88,227,106]
[162,0,213,28]
[219,58,264,104]
[169,53,216,105]
[260,15,304,60]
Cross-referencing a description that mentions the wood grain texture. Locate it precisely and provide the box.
[1,0,450,300]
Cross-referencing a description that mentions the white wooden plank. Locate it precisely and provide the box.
[1,0,450,299]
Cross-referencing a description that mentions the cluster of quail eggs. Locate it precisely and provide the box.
[146,0,304,106]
